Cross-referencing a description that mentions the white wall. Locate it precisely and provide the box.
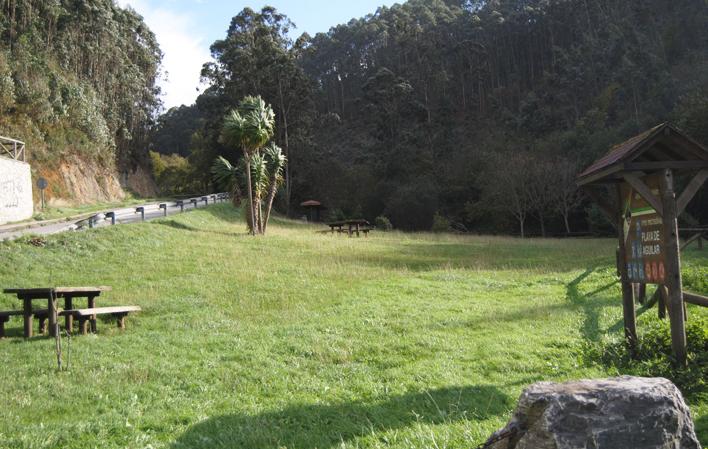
[0,157,33,225]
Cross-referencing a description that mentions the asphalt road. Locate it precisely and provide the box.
[0,196,225,241]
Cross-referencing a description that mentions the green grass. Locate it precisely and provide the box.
[0,204,706,449]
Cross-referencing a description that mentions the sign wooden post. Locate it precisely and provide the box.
[659,169,687,366]
[616,185,637,352]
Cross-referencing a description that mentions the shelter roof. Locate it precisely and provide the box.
[577,123,708,186]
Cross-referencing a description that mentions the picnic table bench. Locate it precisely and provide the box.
[326,219,372,237]
[1,287,140,338]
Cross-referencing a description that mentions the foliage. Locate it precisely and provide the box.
[219,95,277,234]
[582,316,708,397]
[431,213,451,233]
[151,105,204,157]
[149,151,197,195]
[213,102,285,234]
[0,1,161,171]
[164,0,708,231]
[375,215,393,231]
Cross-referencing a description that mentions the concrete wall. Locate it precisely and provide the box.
[0,157,33,224]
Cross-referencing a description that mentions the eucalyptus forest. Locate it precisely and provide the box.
[156,0,708,234]
[2,0,708,232]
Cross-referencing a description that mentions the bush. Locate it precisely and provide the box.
[150,151,197,194]
[374,215,393,231]
[431,213,451,233]
[581,315,708,397]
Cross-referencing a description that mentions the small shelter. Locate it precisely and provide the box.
[300,200,325,222]
[577,123,708,365]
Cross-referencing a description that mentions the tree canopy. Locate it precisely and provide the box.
[161,0,708,232]
[0,0,161,173]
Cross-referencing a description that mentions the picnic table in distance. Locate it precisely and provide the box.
[326,219,372,237]
[1,286,140,338]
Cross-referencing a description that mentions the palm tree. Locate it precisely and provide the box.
[249,152,269,233]
[220,96,274,235]
[212,145,287,234]
[262,143,286,234]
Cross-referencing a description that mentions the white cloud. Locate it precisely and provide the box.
[117,0,211,109]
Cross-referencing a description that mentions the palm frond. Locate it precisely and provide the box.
[249,153,269,196]
[211,156,238,189]
[220,109,247,147]
[264,142,287,184]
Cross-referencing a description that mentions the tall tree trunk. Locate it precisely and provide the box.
[263,175,278,234]
[278,79,291,216]
[520,216,525,238]
[243,148,256,236]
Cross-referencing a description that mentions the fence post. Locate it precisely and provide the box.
[136,207,145,221]
[160,203,168,217]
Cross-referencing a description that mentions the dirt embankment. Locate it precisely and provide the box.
[34,156,156,206]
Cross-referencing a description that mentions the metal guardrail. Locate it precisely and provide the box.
[74,193,230,230]
[0,136,26,162]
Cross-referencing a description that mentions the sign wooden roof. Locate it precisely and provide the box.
[577,123,708,186]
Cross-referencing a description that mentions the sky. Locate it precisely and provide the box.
[117,0,398,110]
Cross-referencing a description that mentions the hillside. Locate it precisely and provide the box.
[156,0,708,233]
[0,0,160,204]
[0,205,706,447]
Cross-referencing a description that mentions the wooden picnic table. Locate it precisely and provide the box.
[327,219,371,237]
[3,287,111,338]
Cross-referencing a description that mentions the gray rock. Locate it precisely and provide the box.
[484,376,701,449]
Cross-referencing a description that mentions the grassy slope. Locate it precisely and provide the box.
[0,204,705,449]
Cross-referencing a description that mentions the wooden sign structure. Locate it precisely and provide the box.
[577,123,708,365]
[621,175,667,285]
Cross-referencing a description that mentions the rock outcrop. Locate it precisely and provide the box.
[483,376,701,449]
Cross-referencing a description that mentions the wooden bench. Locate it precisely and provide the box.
[0,309,51,337]
[0,310,23,338]
[60,306,141,335]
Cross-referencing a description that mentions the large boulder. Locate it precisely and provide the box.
[483,376,701,449]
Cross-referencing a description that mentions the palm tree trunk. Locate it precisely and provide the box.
[262,175,278,234]
[243,149,256,236]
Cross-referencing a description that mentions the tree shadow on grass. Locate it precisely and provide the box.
[155,219,248,238]
[566,267,622,342]
[170,385,510,449]
[203,204,243,223]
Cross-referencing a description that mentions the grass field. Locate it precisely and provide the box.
[0,204,706,449]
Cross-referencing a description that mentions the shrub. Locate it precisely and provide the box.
[431,213,451,233]
[375,215,393,231]
[581,315,708,397]
[150,151,196,194]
